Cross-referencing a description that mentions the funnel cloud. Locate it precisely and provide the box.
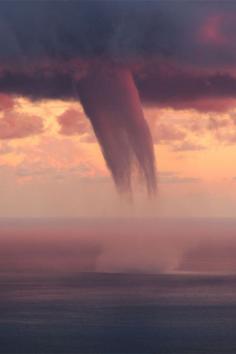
[78,65,156,193]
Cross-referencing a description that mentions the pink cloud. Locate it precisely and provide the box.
[215,131,236,144]
[57,108,90,136]
[171,141,206,152]
[153,123,185,144]
[208,116,230,130]
[0,111,43,139]
[0,94,15,111]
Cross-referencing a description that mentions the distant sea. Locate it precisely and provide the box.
[0,218,236,353]
[1,272,236,354]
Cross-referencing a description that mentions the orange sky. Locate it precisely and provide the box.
[1,96,236,218]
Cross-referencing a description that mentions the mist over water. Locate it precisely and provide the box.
[1,218,236,276]
[1,218,236,354]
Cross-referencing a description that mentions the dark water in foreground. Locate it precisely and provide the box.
[0,273,236,354]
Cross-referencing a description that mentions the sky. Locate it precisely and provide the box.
[1,1,236,218]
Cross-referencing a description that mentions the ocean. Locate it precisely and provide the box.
[1,272,236,354]
[0,219,236,354]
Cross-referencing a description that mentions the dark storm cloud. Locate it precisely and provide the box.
[0,1,234,64]
[0,1,174,63]
[1,1,236,191]
[0,1,236,105]
[0,1,175,100]
[136,69,236,111]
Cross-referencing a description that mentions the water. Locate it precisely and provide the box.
[1,272,236,354]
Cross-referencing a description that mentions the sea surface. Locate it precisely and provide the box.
[1,272,236,354]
